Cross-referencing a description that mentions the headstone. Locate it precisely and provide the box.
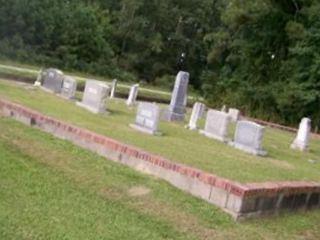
[41,68,64,93]
[199,109,231,142]
[130,102,161,135]
[61,76,77,99]
[228,108,240,122]
[110,79,117,98]
[187,102,206,130]
[221,105,227,113]
[76,80,110,114]
[126,84,139,106]
[34,69,43,86]
[230,120,267,156]
[291,118,311,151]
[162,71,189,121]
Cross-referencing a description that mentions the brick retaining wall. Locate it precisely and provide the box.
[0,98,319,220]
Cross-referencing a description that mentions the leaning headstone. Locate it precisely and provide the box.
[126,84,139,106]
[291,118,311,151]
[230,120,267,156]
[228,108,240,122]
[162,71,189,121]
[200,109,231,142]
[110,79,117,98]
[76,80,110,114]
[61,76,77,99]
[187,102,206,130]
[41,68,65,93]
[130,102,161,135]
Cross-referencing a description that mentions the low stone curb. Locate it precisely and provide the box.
[1,98,319,220]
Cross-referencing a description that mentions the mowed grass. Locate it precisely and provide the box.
[0,79,320,183]
[1,118,320,239]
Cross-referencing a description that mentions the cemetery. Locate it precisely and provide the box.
[0,69,320,221]
[1,1,320,238]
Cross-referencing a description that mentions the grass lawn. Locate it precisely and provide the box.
[0,79,320,183]
[1,117,320,239]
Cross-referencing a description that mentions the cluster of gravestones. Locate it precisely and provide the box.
[37,68,312,156]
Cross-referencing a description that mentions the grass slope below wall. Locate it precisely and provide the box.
[1,118,320,239]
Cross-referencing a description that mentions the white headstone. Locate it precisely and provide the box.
[110,79,117,98]
[221,105,227,113]
[76,80,110,114]
[61,76,77,99]
[162,71,189,121]
[291,118,311,151]
[126,84,139,106]
[187,102,206,130]
[200,109,231,142]
[130,102,161,135]
[34,69,43,86]
[230,120,267,156]
[228,108,240,122]
[41,68,64,93]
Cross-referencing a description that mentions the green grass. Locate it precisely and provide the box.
[0,79,320,183]
[1,117,320,239]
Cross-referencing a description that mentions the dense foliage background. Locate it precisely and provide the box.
[0,0,319,127]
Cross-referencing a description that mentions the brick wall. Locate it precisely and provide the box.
[1,98,319,220]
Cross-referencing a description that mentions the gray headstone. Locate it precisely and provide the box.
[200,109,231,142]
[76,80,110,114]
[187,102,206,130]
[230,120,267,156]
[228,108,240,122]
[61,76,77,99]
[41,68,64,93]
[130,102,161,135]
[162,71,189,121]
[110,79,117,98]
[126,84,139,106]
[291,117,311,151]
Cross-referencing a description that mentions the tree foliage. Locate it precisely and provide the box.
[0,0,319,126]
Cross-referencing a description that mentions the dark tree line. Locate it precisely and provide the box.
[0,0,319,127]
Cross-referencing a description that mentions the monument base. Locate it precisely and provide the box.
[199,130,229,143]
[40,86,60,94]
[291,140,308,151]
[59,93,76,101]
[161,110,185,122]
[229,142,267,156]
[129,124,162,136]
[185,125,198,131]
[76,102,107,114]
